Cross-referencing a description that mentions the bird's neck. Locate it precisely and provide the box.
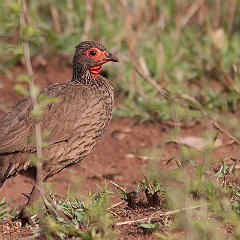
[72,62,100,85]
[71,62,94,84]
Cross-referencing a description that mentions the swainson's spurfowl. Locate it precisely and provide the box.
[0,41,118,225]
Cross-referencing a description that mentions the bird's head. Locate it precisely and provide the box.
[73,41,119,78]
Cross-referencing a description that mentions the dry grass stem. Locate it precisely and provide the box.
[229,157,240,173]
[66,0,74,34]
[82,0,93,40]
[227,0,237,35]
[21,0,45,222]
[50,1,62,35]
[116,203,211,226]
[108,201,124,210]
[110,180,126,193]
[213,122,240,145]
[178,0,203,30]
[132,59,173,101]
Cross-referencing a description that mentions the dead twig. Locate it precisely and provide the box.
[116,203,211,226]
[110,180,126,193]
[178,0,204,30]
[131,60,173,101]
[220,157,240,187]
[108,201,124,210]
[228,157,240,173]
[213,121,240,145]
[132,57,207,115]
[132,56,206,112]
[107,201,124,217]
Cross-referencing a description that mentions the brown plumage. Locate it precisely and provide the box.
[0,41,118,224]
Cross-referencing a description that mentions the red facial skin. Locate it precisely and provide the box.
[85,47,112,77]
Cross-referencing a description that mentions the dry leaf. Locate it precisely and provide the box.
[173,136,233,151]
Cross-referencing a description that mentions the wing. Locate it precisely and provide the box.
[0,83,91,154]
[0,96,33,154]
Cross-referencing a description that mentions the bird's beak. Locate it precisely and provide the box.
[103,51,119,62]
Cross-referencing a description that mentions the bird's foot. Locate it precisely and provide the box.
[13,208,35,226]
[13,185,41,226]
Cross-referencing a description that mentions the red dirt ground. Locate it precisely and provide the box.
[0,61,239,239]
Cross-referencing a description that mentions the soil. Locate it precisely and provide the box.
[0,61,239,239]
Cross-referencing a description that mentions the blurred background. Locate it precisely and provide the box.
[0,0,240,124]
[0,1,240,239]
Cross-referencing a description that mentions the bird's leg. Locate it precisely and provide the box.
[13,183,44,226]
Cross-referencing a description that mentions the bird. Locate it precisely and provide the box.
[0,40,118,225]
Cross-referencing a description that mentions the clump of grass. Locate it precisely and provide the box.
[111,176,167,210]
[139,176,166,208]
[0,198,10,221]
[230,185,240,215]
[155,155,240,239]
[43,185,114,239]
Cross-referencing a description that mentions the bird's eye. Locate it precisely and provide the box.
[89,50,97,56]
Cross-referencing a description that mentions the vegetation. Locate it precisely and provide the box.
[0,0,239,239]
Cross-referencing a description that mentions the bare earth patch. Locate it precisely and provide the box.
[0,62,239,239]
